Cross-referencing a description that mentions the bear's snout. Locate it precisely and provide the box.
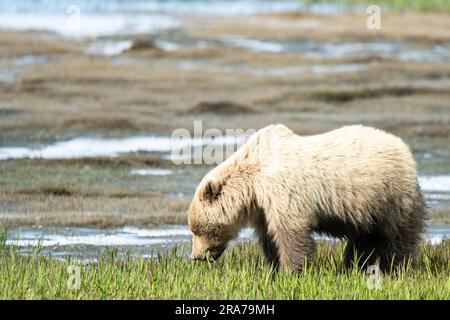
[190,252,206,261]
[190,249,224,261]
[191,234,209,261]
[191,234,226,261]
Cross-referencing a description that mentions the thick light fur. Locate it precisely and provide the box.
[188,124,427,272]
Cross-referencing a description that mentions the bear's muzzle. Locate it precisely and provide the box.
[191,234,225,261]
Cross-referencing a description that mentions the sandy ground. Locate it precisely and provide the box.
[0,11,449,227]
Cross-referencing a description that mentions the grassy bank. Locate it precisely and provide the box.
[1,233,448,299]
[304,0,450,12]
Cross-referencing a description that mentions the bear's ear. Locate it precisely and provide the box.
[201,178,222,201]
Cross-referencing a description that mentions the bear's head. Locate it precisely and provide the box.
[188,164,257,261]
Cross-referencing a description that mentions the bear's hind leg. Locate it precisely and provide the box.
[344,229,422,273]
[344,234,386,271]
[380,227,423,272]
[344,235,384,269]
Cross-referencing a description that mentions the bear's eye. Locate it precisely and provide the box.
[189,223,204,236]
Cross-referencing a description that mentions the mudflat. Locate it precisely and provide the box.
[0,10,449,227]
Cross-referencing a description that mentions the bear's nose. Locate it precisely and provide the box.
[191,253,206,261]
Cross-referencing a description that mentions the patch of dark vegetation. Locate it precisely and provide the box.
[13,186,164,198]
[0,108,23,117]
[187,101,258,115]
[32,186,73,196]
[126,38,161,52]
[381,121,450,138]
[311,86,449,103]
[62,117,139,131]
[6,155,175,168]
[346,55,392,64]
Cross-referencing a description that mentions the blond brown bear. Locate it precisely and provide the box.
[188,124,426,272]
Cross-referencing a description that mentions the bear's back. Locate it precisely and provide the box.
[249,124,414,171]
[296,125,414,169]
[253,125,418,209]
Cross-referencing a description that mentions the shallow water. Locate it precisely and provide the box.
[0,135,246,160]
[418,176,450,193]
[223,37,450,63]
[87,40,133,56]
[5,225,255,261]
[129,168,174,176]
[0,55,49,83]
[0,0,350,39]
[418,175,450,208]
[136,34,449,64]
[0,68,20,83]
[251,63,369,76]
[5,224,449,262]
[0,12,179,38]
[222,37,285,53]
[162,58,370,76]
[0,0,346,18]
[6,225,256,247]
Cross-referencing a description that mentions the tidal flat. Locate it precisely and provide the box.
[0,0,449,299]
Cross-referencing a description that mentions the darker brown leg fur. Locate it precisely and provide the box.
[345,191,426,273]
[275,228,316,272]
[259,232,280,268]
[344,221,424,272]
[255,216,280,268]
[256,216,315,272]
[344,233,388,271]
[344,232,420,273]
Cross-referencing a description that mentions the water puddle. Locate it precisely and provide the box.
[307,41,450,63]
[0,68,20,83]
[418,175,450,193]
[15,55,49,65]
[251,63,369,76]
[222,37,285,53]
[86,40,133,56]
[426,225,450,244]
[153,40,182,52]
[418,175,450,208]
[0,55,49,83]
[129,168,174,176]
[178,60,369,76]
[221,37,450,63]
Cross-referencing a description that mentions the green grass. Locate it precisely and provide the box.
[1,231,449,299]
[304,0,450,12]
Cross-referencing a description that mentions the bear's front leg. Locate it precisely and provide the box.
[258,231,279,268]
[275,228,315,272]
